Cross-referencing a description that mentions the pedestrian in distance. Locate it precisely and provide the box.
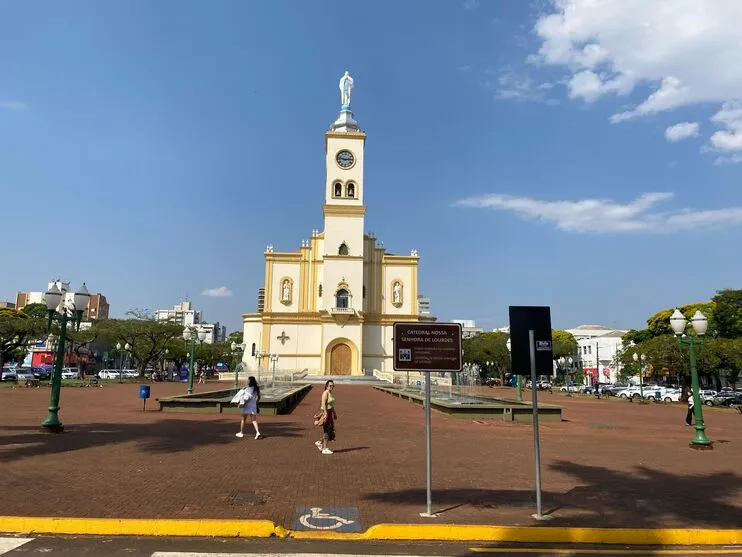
[315,380,337,455]
[686,389,694,426]
[236,376,263,440]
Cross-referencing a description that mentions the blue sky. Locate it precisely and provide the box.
[2,0,741,334]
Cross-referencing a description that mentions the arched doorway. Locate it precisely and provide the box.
[330,343,352,375]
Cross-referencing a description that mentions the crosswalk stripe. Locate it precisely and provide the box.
[0,538,33,555]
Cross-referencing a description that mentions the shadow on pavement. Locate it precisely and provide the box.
[363,460,742,532]
[0,420,304,462]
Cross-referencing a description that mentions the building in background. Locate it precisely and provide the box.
[154,300,225,344]
[154,301,202,327]
[566,325,628,385]
[257,288,265,313]
[452,319,484,338]
[0,301,15,309]
[417,295,431,317]
[16,281,108,321]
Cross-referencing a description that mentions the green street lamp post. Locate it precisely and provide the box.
[230,341,246,389]
[183,327,207,395]
[670,309,713,449]
[41,282,91,433]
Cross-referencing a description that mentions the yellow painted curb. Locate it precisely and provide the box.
[360,524,742,545]
[0,517,740,546]
[0,517,276,538]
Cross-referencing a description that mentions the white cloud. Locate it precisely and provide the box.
[454,192,742,233]
[201,286,232,297]
[463,0,480,10]
[708,101,742,152]
[0,101,26,110]
[665,122,699,142]
[495,70,555,103]
[531,0,742,133]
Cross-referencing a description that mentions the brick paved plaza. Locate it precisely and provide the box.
[1,382,741,531]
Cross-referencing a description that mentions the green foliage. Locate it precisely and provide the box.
[226,331,244,345]
[195,342,232,370]
[551,329,578,359]
[623,328,653,345]
[94,318,183,376]
[21,302,49,320]
[619,335,687,382]
[0,309,46,367]
[711,289,742,339]
[646,302,717,338]
[462,332,510,381]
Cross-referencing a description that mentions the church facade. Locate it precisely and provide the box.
[242,73,434,376]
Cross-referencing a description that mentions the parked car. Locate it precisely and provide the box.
[559,385,580,393]
[14,368,36,381]
[60,367,79,379]
[32,367,52,380]
[1,368,18,381]
[484,378,502,387]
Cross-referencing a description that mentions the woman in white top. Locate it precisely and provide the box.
[236,376,263,439]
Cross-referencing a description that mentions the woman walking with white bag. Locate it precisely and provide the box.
[236,376,263,439]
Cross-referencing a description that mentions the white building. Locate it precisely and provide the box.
[154,301,202,327]
[154,301,225,344]
[451,319,484,339]
[567,325,628,384]
[242,72,434,376]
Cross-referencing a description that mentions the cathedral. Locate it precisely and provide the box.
[242,72,434,376]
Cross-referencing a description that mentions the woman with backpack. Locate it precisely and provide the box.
[236,376,263,439]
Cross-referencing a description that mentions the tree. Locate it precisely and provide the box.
[462,332,511,382]
[64,326,99,378]
[646,302,717,339]
[712,289,742,339]
[226,331,244,345]
[552,329,578,359]
[619,335,688,390]
[706,337,742,389]
[22,302,50,320]
[623,328,653,345]
[95,318,183,377]
[0,309,46,368]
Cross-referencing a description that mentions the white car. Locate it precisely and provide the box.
[99,369,123,379]
[60,368,79,379]
[661,390,682,403]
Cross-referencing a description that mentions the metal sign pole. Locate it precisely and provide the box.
[420,371,436,518]
[529,329,550,521]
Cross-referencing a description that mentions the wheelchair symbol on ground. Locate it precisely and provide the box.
[293,506,361,532]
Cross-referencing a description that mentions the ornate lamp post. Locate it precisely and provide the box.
[42,282,90,433]
[183,327,207,395]
[506,338,521,401]
[670,309,712,449]
[270,354,279,386]
[230,341,246,389]
[632,352,646,401]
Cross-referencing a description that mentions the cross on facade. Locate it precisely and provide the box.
[277,331,290,345]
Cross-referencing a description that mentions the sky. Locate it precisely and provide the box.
[2,0,741,334]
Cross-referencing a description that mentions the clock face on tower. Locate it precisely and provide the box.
[335,149,355,169]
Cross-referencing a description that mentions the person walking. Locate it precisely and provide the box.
[315,380,336,455]
[686,389,694,426]
[236,376,263,439]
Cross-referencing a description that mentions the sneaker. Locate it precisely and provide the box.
[255,433,263,440]
[235,432,244,438]
[315,440,323,449]
[321,448,333,455]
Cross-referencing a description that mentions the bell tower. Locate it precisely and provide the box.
[322,72,366,313]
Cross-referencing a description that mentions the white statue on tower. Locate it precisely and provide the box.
[339,71,354,108]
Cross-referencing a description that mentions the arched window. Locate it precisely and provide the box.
[347,183,355,198]
[334,182,342,197]
[336,289,349,309]
[338,242,349,256]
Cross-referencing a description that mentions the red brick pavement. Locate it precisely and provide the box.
[0,382,741,530]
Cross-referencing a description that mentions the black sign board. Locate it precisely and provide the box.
[508,306,553,376]
[393,322,462,372]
